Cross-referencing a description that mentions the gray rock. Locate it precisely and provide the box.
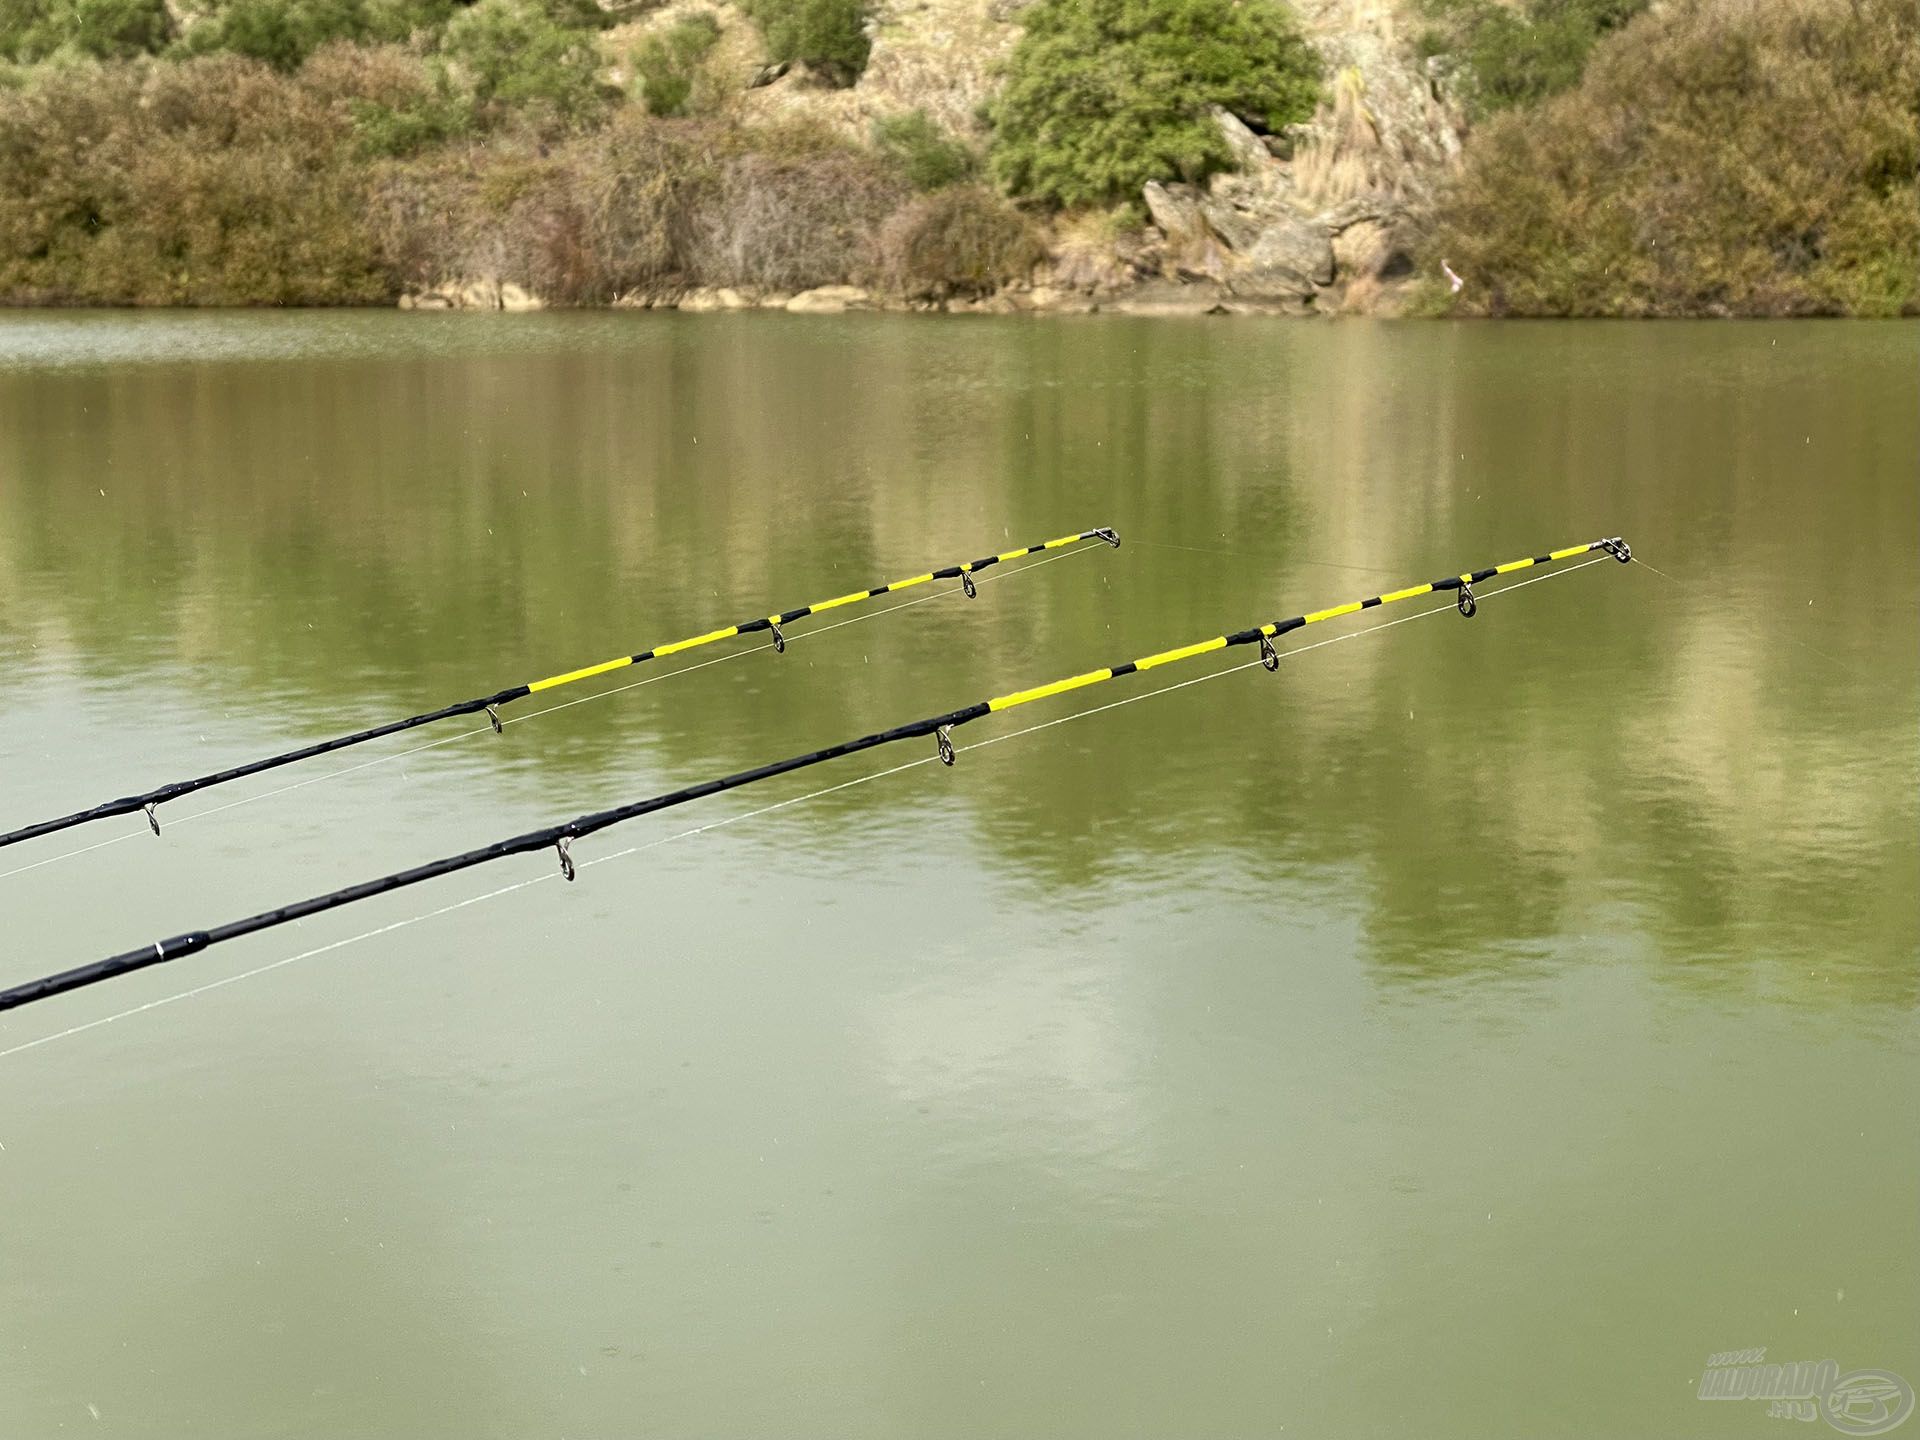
[1211,107,1274,175]
[1332,218,1408,282]
[1143,181,1205,246]
[1316,193,1400,234]
[1107,279,1230,316]
[1239,215,1335,293]
[1198,197,1270,253]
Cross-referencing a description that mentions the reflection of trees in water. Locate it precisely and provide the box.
[0,316,1913,1007]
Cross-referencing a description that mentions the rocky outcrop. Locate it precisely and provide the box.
[1113,5,1463,318]
[674,286,757,311]
[1043,0,1464,315]
[400,279,544,311]
[407,0,1462,317]
[1129,112,1412,312]
[784,285,873,313]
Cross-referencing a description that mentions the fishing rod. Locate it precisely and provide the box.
[0,526,1121,854]
[0,537,1629,1016]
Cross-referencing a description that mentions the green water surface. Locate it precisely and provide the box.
[0,313,1914,1438]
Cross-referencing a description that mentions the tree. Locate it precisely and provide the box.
[988,0,1319,209]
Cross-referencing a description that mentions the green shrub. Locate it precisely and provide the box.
[1,0,171,61]
[988,0,1319,209]
[632,9,718,117]
[183,0,375,69]
[1416,0,1647,116]
[0,56,389,303]
[299,39,471,153]
[440,0,606,126]
[1424,0,1920,317]
[741,0,867,88]
[878,184,1042,297]
[871,108,976,190]
[360,0,454,40]
[528,0,612,30]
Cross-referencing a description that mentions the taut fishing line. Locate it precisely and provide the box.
[0,553,1608,1062]
[0,526,1122,853]
[0,538,1628,1016]
[0,542,1103,886]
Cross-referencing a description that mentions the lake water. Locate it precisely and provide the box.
[0,312,1914,1438]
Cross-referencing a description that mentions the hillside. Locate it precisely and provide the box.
[0,0,1912,313]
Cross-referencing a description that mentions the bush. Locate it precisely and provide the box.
[1416,0,1646,116]
[440,0,607,127]
[299,39,470,154]
[183,0,374,69]
[1,0,171,61]
[631,9,718,117]
[0,56,389,303]
[1424,0,1920,317]
[871,109,975,190]
[878,184,1042,298]
[693,126,904,288]
[369,112,728,300]
[988,0,1319,209]
[741,0,867,88]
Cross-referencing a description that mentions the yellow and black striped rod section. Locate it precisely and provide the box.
[983,536,1628,714]
[0,536,1626,1017]
[0,525,1121,853]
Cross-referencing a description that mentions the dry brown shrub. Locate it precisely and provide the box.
[1424,0,1919,316]
[298,38,438,110]
[370,112,730,301]
[877,185,1044,299]
[691,127,906,290]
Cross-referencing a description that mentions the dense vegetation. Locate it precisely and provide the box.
[1415,0,1646,117]
[1424,0,1920,317]
[0,38,1048,305]
[0,0,1911,315]
[738,0,866,87]
[632,10,719,117]
[987,0,1319,208]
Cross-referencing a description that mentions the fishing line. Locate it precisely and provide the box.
[0,526,1123,853]
[0,537,1629,1017]
[0,543,1101,884]
[1624,551,1871,682]
[498,540,1100,730]
[1127,538,1405,577]
[0,548,1613,1055]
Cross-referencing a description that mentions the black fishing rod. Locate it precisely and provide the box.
[0,537,1629,1016]
[0,526,1121,853]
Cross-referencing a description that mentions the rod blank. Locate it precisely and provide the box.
[0,526,1121,853]
[0,537,1627,1017]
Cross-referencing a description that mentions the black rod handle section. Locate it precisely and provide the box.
[0,527,1117,854]
[0,702,991,1015]
[0,537,1621,1018]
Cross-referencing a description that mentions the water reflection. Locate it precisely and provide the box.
[1,316,1914,1007]
[2,313,1915,1440]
